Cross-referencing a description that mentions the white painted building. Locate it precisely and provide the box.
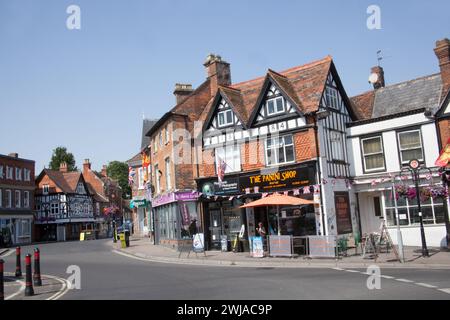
[349,70,449,248]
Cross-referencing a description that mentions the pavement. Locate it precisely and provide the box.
[112,236,450,269]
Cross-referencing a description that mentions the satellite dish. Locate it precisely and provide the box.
[368,73,379,84]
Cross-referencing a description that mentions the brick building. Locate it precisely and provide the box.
[195,55,358,251]
[0,153,35,246]
[82,159,123,238]
[145,57,224,249]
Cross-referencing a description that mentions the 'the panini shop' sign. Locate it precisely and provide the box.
[240,165,315,193]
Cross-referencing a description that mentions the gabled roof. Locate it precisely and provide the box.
[126,152,142,167]
[199,56,333,128]
[435,88,450,117]
[37,169,85,194]
[351,73,443,120]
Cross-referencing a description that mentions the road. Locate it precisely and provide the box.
[2,239,450,300]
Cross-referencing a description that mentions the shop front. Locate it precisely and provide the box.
[130,197,151,237]
[152,191,200,249]
[197,162,319,252]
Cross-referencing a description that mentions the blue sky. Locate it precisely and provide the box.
[0,0,449,172]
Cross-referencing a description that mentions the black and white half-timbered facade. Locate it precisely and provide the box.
[34,167,95,241]
[197,56,360,251]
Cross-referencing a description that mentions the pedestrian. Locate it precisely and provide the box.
[189,219,198,237]
[256,222,266,237]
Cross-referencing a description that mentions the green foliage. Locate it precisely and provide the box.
[49,147,77,171]
[107,161,131,199]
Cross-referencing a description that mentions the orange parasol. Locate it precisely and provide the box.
[240,193,314,208]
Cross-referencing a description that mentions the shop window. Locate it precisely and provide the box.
[361,136,385,172]
[383,190,444,226]
[265,135,295,166]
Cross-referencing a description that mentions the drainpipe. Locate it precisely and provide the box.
[313,113,327,236]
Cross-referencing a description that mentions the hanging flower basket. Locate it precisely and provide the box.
[430,186,448,200]
[395,184,448,201]
[394,184,409,200]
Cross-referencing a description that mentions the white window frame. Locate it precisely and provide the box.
[0,165,3,179]
[50,202,59,215]
[15,190,21,208]
[165,158,171,190]
[361,136,385,172]
[325,86,339,109]
[165,125,170,144]
[18,219,31,237]
[24,169,31,181]
[155,164,160,193]
[397,129,424,165]
[159,131,163,147]
[24,191,29,208]
[6,166,13,180]
[266,96,285,116]
[138,167,145,190]
[15,168,22,181]
[217,109,234,128]
[215,144,241,173]
[330,130,345,161]
[43,185,49,195]
[5,190,11,208]
[265,135,295,166]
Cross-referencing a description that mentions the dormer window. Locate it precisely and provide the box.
[43,185,49,194]
[266,96,285,116]
[218,109,233,127]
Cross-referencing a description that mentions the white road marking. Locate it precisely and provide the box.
[395,278,414,283]
[45,275,71,300]
[438,288,450,294]
[416,283,437,289]
[331,267,345,271]
[345,269,360,273]
[5,280,25,300]
[380,275,394,279]
[1,249,14,258]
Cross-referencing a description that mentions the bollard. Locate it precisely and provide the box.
[15,247,22,277]
[33,248,42,286]
[0,259,4,301]
[24,254,34,296]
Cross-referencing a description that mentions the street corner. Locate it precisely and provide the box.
[3,272,69,301]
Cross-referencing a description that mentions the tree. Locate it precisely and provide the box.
[107,161,131,199]
[49,147,77,171]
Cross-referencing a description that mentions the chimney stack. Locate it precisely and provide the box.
[173,83,194,104]
[59,162,68,173]
[8,153,18,158]
[369,66,385,90]
[434,38,450,97]
[101,165,108,178]
[204,54,231,97]
[83,159,91,173]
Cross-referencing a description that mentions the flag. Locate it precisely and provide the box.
[128,167,136,186]
[217,156,227,182]
[303,186,310,194]
[142,152,150,168]
[435,138,450,167]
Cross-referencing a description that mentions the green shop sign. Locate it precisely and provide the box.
[130,199,149,208]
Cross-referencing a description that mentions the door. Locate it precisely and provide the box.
[57,225,66,242]
[209,209,222,250]
[361,194,384,234]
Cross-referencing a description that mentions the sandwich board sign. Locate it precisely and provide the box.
[251,236,264,258]
[192,233,205,253]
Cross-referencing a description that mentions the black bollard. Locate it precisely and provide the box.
[0,259,4,301]
[24,254,34,296]
[15,247,22,277]
[33,248,42,286]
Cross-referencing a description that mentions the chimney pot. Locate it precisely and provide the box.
[173,83,194,104]
[83,159,91,172]
[434,38,450,97]
[59,162,68,173]
[370,66,385,90]
[204,53,231,97]
[8,153,18,158]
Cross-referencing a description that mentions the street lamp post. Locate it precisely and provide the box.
[406,159,429,257]
[391,175,405,263]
